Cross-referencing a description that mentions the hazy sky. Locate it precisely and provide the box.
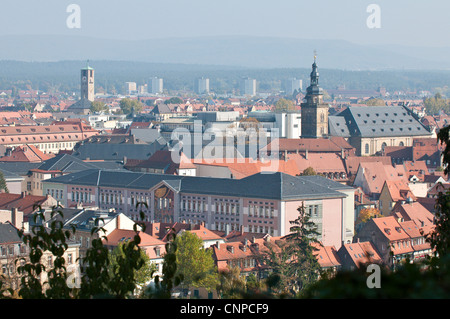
[0,0,449,47]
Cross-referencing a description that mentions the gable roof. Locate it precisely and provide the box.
[383,180,416,202]
[339,241,382,268]
[0,145,54,163]
[0,222,22,244]
[0,193,54,215]
[355,161,405,195]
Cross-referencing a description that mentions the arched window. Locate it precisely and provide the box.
[365,143,369,154]
[320,113,325,123]
[381,142,387,151]
[399,141,404,146]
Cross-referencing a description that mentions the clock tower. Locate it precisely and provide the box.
[81,61,94,102]
[301,54,329,138]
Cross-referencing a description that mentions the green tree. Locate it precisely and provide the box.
[90,101,107,113]
[0,171,9,193]
[164,97,184,104]
[217,266,246,299]
[108,242,156,297]
[285,203,322,294]
[364,97,386,106]
[302,167,317,176]
[424,93,449,115]
[119,98,143,114]
[175,231,219,291]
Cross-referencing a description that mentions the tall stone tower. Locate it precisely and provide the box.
[80,62,94,102]
[301,55,329,138]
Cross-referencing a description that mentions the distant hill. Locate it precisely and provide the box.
[0,35,449,70]
[1,60,450,95]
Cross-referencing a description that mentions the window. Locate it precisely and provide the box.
[365,143,369,154]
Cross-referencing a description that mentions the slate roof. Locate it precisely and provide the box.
[72,140,167,161]
[44,169,347,201]
[68,98,92,111]
[0,222,22,244]
[329,105,432,138]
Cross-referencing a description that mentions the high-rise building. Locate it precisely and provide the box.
[301,56,329,138]
[125,82,137,95]
[195,77,210,94]
[240,77,257,96]
[283,78,302,95]
[150,77,163,94]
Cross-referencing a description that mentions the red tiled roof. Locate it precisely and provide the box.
[0,193,54,215]
[0,144,54,162]
[384,180,416,202]
[312,243,342,268]
[287,152,346,175]
[372,216,411,242]
[345,156,392,176]
[341,241,382,268]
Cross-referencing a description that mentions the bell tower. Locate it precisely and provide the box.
[80,61,95,102]
[301,53,329,138]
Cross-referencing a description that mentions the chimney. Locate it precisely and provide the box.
[305,149,308,160]
[116,213,121,229]
[225,223,231,236]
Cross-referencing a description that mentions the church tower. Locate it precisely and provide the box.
[301,54,329,138]
[80,61,94,102]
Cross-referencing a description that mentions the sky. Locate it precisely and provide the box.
[0,0,449,47]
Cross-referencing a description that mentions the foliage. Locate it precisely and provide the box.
[174,231,219,291]
[16,204,75,299]
[90,100,108,113]
[119,98,143,114]
[284,203,322,294]
[0,171,9,193]
[355,207,382,227]
[274,98,295,112]
[217,266,246,299]
[164,97,184,104]
[143,230,183,299]
[3,203,150,299]
[424,93,449,115]
[301,167,317,176]
[363,97,386,106]
[109,243,156,296]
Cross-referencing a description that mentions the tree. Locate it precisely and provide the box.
[355,207,381,228]
[174,231,219,291]
[119,98,143,114]
[90,101,107,113]
[302,167,317,176]
[424,93,449,115]
[217,266,246,299]
[164,97,183,105]
[285,203,322,294]
[108,242,156,296]
[0,171,8,193]
[274,98,295,112]
[364,97,386,106]
[9,204,149,299]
